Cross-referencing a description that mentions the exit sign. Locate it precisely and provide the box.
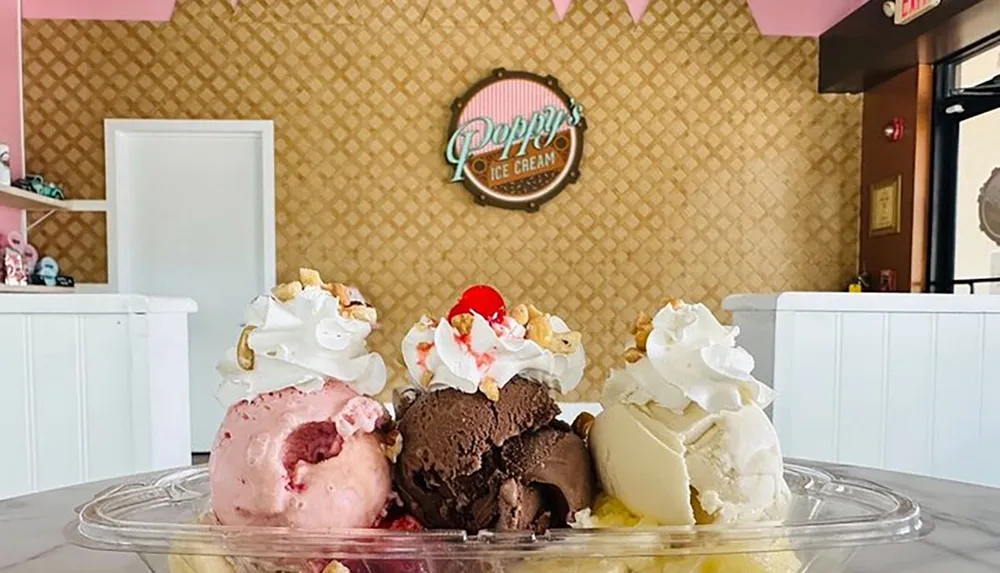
[894,0,941,25]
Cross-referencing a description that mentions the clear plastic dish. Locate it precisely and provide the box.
[68,461,932,573]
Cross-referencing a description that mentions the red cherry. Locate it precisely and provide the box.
[447,285,506,324]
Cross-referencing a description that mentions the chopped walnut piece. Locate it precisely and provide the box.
[660,297,683,310]
[509,304,530,326]
[381,429,403,462]
[236,325,257,370]
[329,283,352,306]
[550,331,582,354]
[420,370,435,388]
[526,304,544,321]
[632,311,653,351]
[450,313,475,336]
[271,281,303,302]
[624,347,645,364]
[526,314,554,348]
[414,315,438,331]
[480,377,500,402]
[572,412,596,440]
[345,304,377,324]
[299,268,323,288]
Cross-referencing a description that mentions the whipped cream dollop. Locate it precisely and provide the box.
[401,312,585,396]
[604,301,774,413]
[216,284,387,405]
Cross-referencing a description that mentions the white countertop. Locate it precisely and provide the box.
[0,294,198,314]
[724,292,1000,313]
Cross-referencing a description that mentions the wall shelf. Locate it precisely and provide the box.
[0,184,69,211]
[0,185,109,232]
[0,185,108,213]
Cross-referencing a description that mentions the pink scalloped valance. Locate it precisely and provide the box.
[23,0,872,35]
[747,0,868,37]
[233,0,654,25]
[21,0,177,21]
[545,0,868,35]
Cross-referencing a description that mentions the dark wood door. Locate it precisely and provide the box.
[859,65,933,291]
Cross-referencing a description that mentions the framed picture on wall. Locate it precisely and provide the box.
[870,175,902,236]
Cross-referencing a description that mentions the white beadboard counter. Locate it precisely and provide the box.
[724,292,1000,487]
[0,294,197,500]
[725,291,1000,313]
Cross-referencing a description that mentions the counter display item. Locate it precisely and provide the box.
[2,247,26,286]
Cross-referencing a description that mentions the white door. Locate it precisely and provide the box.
[107,120,275,452]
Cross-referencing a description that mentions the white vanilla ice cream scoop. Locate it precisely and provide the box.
[588,299,790,526]
[215,268,387,404]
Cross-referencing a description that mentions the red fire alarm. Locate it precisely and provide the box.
[883,117,904,142]
[879,269,897,291]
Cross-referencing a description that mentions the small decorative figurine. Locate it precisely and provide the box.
[3,250,26,285]
[0,230,24,252]
[11,174,65,200]
[22,243,38,274]
[2,232,27,287]
[36,257,59,287]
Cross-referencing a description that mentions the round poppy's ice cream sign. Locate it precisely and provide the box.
[980,167,1000,247]
[446,69,586,211]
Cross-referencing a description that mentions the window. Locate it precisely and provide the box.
[929,37,1000,294]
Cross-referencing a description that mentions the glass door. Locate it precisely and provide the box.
[929,40,1000,294]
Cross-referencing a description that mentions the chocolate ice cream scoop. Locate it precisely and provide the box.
[498,424,594,530]
[394,376,594,532]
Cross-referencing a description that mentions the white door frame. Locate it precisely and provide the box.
[104,119,277,293]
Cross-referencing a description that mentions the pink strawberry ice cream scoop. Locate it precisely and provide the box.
[209,379,393,530]
[209,269,392,531]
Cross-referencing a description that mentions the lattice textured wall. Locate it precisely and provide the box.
[22,0,861,400]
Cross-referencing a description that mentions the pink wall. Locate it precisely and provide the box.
[0,0,23,236]
[747,0,869,37]
[22,0,177,21]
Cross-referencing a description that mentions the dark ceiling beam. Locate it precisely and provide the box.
[819,0,1000,94]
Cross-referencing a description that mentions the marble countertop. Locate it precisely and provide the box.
[1,463,999,572]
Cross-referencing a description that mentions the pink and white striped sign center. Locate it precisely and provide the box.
[457,78,571,156]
